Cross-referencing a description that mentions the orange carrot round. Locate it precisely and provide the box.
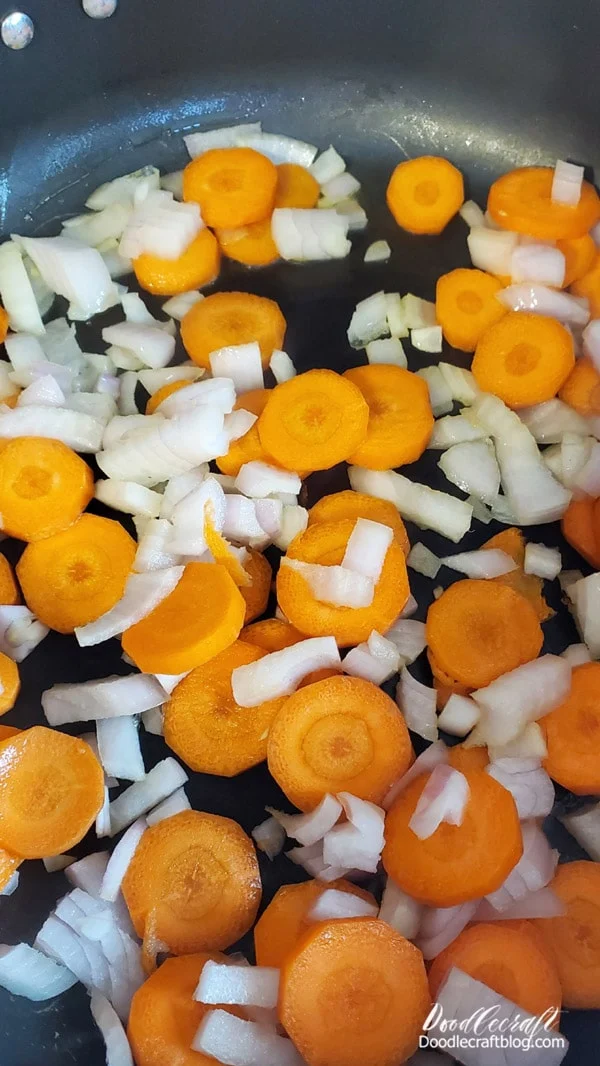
[181,290,286,370]
[531,861,600,1009]
[0,724,20,741]
[308,490,409,555]
[570,255,600,316]
[472,312,575,408]
[0,848,20,892]
[0,308,8,344]
[429,650,473,708]
[216,219,279,267]
[240,617,305,652]
[561,497,600,569]
[0,554,19,606]
[436,267,507,351]
[558,235,597,287]
[447,743,489,773]
[133,229,220,295]
[483,526,552,622]
[542,662,600,794]
[343,365,434,469]
[183,147,277,229]
[239,549,272,623]
[17,514,136,634]
[386,155,464,234]
[267,674,414,811]
[558,355,600,417]
[488,166,600,239]
[216,388,273,476]
[145,379,191,415]
[0,437,93,543]
[0,654,19,717]
[275,163,320,209]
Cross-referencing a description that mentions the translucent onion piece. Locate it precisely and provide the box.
[231,636,341,707]
[108,758,188,837]
[396,668,438,742]
[195,961,279,1009]
[0,942,77,1001]
[472,655,572,747]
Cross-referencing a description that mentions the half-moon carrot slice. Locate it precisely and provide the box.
[426,579,543,688]
[562,498,600,568]
[239,550,272,624]
[240,617,305,652]
[558,235,597,288]
[133,229,220,295]
[0,724,21,741]
[483,526,552,622]
[122,810,261,955]
[0,726,104,858]
[183,147,277,229]
[267,674,413,811]
[0,654,19,717]
[383,768,522,906]
[531,861,600,1009]
[0,437,94,542]
[542,662,600,795]
[447,743,489,773]
[164,640,286,776]
[428,921,562,1019]
[216,219,279,267]
[277,519,409,645]
[181,290,286,370]
[343,365,434,469]
[17,514,136,634]
[122,562,245,674]
[435,267,507,352]
[216,388,273,477]
[275,163,320,209]
[487,166,600,239]
[145,379,191,415]
[570,255,600,317]
[558,355,600,417]
[0,554,19,606]
[0,848,20,892]
[279,917,430,1066]
[386,155,464,234]
[308,490,409,555]
[472,312,575,408]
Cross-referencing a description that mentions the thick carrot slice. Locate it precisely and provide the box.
[122,562,245,674]
[183,147,277,229]
[428,921,562,1018]
[275,163,320,209]
[0,437,93,542]
[164,640,286,776]
[488,166,600,239]
[0,848,20,891]
[0,724,21,741]
[258,369,369,473]
[542,662,600,795]
[483,526,552,622]
[308,489,409,555]
[558,355,600,417]
[240,617,305,652]
[122,810,261,954]
[181,290,286,370]
[343,365,434,469]
[279,917,430,1066]
[216,219,279,267]
[570,255,600,316]
[447,743,489,773]
[558,235,597,287]
[472,312,575,408]
[383,768,522,906]
[562,497,600,568]
[216,388,273,476]
[429,650,473,708]
[0,654,19,717]
[435,267,506,352]
[17,514,136,634]
[386,155,464,235]
[267,674,413,811]
[426,579,543,688]
[0,726,104,858]
[145,379,190,415]
[277,519,409,645]
[0,554,19,606]
[133,229,220,295]
[532,861,600,1009]
[239,549,271,623]
[0,308,8,344]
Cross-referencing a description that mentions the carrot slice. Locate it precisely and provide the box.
[133,229,220,295]
[240,617,305,652]
[343,365,434,469]
[487,166,600,239]
[483,526,552,622]
[386,155,464,235]
[216,388,273,476]
[202,515,251,589]
[239,549,271,624]
[435,267,507,352]
[0,724,20,741]
[308,490,409,555]
[570,255,600,316]
[472,311,575,408]
[145,379,190,415]
[0,554,19,606]
[0,308,8,344]
[429,650,473,708]
[542,662,600,795]
[0,654,19,717]
[275,163,320,209]
[258,369,369,473]
[279,917,430,1066]
[164,640,286,776]
[532,861,600,1009]
[122,809,261,954]
[216,219,279,267]
[0,847,20,891]
[428,921,562,1018]
[447,743,489,773]
[128,952,244,1066]
[558,235,597,288]
[122,562,245,674]
[183,147,277,229]
[558,355,600,417]
[17,514,136,634]
[277,519,409,645]
[267,674,413,811]
[562,497,600,568]
[0,726,104,858]
[426,579,543,688]
[383,768,522,906]
[0,437,93,542]
[181,290,286,370]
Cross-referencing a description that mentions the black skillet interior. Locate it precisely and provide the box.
[0,0,599,1061]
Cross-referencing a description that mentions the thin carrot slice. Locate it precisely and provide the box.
[562,498,600,568]
[542,662,600,795]
[447,743,489,773]
[308,490,409,555]
[216,218,279,267]
[275,163,320,209]
[128,953,244,1066]
[0,554,19,606]
[0,437,94,542]
[383,768,522,906]
[255,879,377,969]
[267,674,413,811]
[258,369,369,473]
[0,848,20,892]
[435,267,507,352]
[570,255,600,316]
[300,667,342,687]
[386,155,464,235]
[532,861,600,1009]
[558,355,600,417]
[183,147,277,229]
[0,724,21,741]
[487,166,600,239]
[0,308,8,344]
[203,516,251,588]
[483,526,552,622]
[343,365,434,470]
[472,312,575,408]
[181,290,286,370]
[122,809,261,954]
[279,917,430,1066]
[145,379,190,415]
[0,726,104,858]
[122,562,245,674]
[164,640,286,776]
[133,229,220,295]
[240,618,305,652]
[428,921,562,1018]
[0,654,19,717]
[216,388,273,476]
[239,550,271,623]
[426,579,543,688]
[558,235,597,288]
[429,651,473,708]
[277,519,409,645]
[17,514,136,634]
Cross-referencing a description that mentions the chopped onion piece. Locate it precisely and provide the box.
[100,818,146,903]
[90,991,134,1066]
[365,337,407,366]
[484,822,558,911]
[109,758,188,837]
[231,636,341,707]
[342,518,393,582]
[18,375,65,408]
[251,816,286,860]
[95,788,111,839]
[561,433,596,490]
[498,282,590,325]
[570,571,600,657]
[383,742,449,810]
[428,415,486,450]
[396,667,438,742]
[583,318,600,373]
[246,131,318,167]
[383,620,427,664]
[65,853,109,899]
[196,961,279,1009]
[560,802,600,861]
[119,190,202,261]
[140,707,163,736]
[310,888,378,921]
[334,198,367,231]
[97,717,145,783]
[94,480,162,519]
[378,879,423,939]
[0,605,48,662]
[511,243,565,287]
[551,159,584,206]
[146,788,191,826]
[269,349,296,383]
[442,548,516,579]
[409,764,470,839]
[0,872,19,896]
[438,695,480,737]
[222,494,268,544]
[209,342,264,393]
[310,145,346,184]
[402,294,436,330]
[467,226,519,275]
[524,542,561,580]
[487,760,555,820]
[0,241,45,334]
[347,291,389,347]
[34,915,95,987]
[272,208,350,261]
[160,170,184,199]
[102,323,175,371]
[573,440,600,496]
[42,673,167,726]
[417,367,452,416]
[161,291,204,321]
[459,200,485,228]
[184,122,263,157]
[474,887,565,922]
[412,327,443,355]
[64,204,131,249]
[138,365,203,394]
[418,901,480,960]
[407,543,441,579]
[235,461,301,499]
[43,854,74,874]
[21,236,117,320]
[323,795,385,874]
[157,377,236,418]
[438,439,500,503]
[364,239,391,263]
[320,171,361,204]
[385,292,409,338]
[75,568,184,647]
[472,654,572,747]
[192,1009,304,1066]
[0,405,103,453]
[98,407,228,486]
[135,519,181,573]
[349,466,473,543]
[86,166,160,210]
[0,943,77,1001]
[561,642,591,667]
[267,794,342,847]
[438,364,480,406]
[342,641,399,684]
[282,557,374,608]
